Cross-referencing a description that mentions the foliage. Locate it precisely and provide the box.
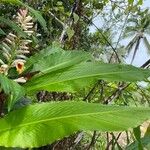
[0,0,150,149]
[0,102,150,148]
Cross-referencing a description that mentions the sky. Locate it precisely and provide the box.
[89,0,150,67]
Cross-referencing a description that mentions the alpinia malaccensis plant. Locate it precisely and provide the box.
[0,8,34,83]
[0,0,150,149]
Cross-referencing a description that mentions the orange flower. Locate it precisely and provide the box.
[15,61,24,74]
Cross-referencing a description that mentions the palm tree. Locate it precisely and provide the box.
[124,9,150,64]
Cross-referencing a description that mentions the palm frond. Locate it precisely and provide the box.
[143,36,150,54]
[126,36,139,54]
[131,36,141,64]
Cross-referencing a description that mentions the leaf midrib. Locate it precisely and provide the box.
[26,70,148,91]
[0,109,140,132]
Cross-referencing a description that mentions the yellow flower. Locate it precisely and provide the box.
[15,61,25,74]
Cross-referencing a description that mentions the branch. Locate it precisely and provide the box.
[103,83,129,104]
[83,81,100,102]
[87,131,97,150]
[48,11,64,26]
[59,0,78,44]
[106,132,122,149]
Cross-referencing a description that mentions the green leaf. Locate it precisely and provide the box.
[0,102,150,148]
[24,62,150,93]
[0,28,6,36]
[30,50,90,74]
[73,13,79,24]
[0,17,27,38]
[133,126,143,149]
[8,81,25,111]
[66,27,75,40]
[24,49,91,93]
[0,0,21,4]
[126,135,150,150]
[0,74,25,111]
[25,45,68,71]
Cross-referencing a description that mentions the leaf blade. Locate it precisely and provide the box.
[24,62,150,93]
[0,74,25,111]
[0,102,150,148]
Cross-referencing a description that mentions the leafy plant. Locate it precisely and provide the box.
[0,0,150,149]
[0,46,150,148]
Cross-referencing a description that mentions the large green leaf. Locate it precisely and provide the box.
[0,102,150,148]
[0,74,25,111]
[24,46,89,74]
[24,62,150,93]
